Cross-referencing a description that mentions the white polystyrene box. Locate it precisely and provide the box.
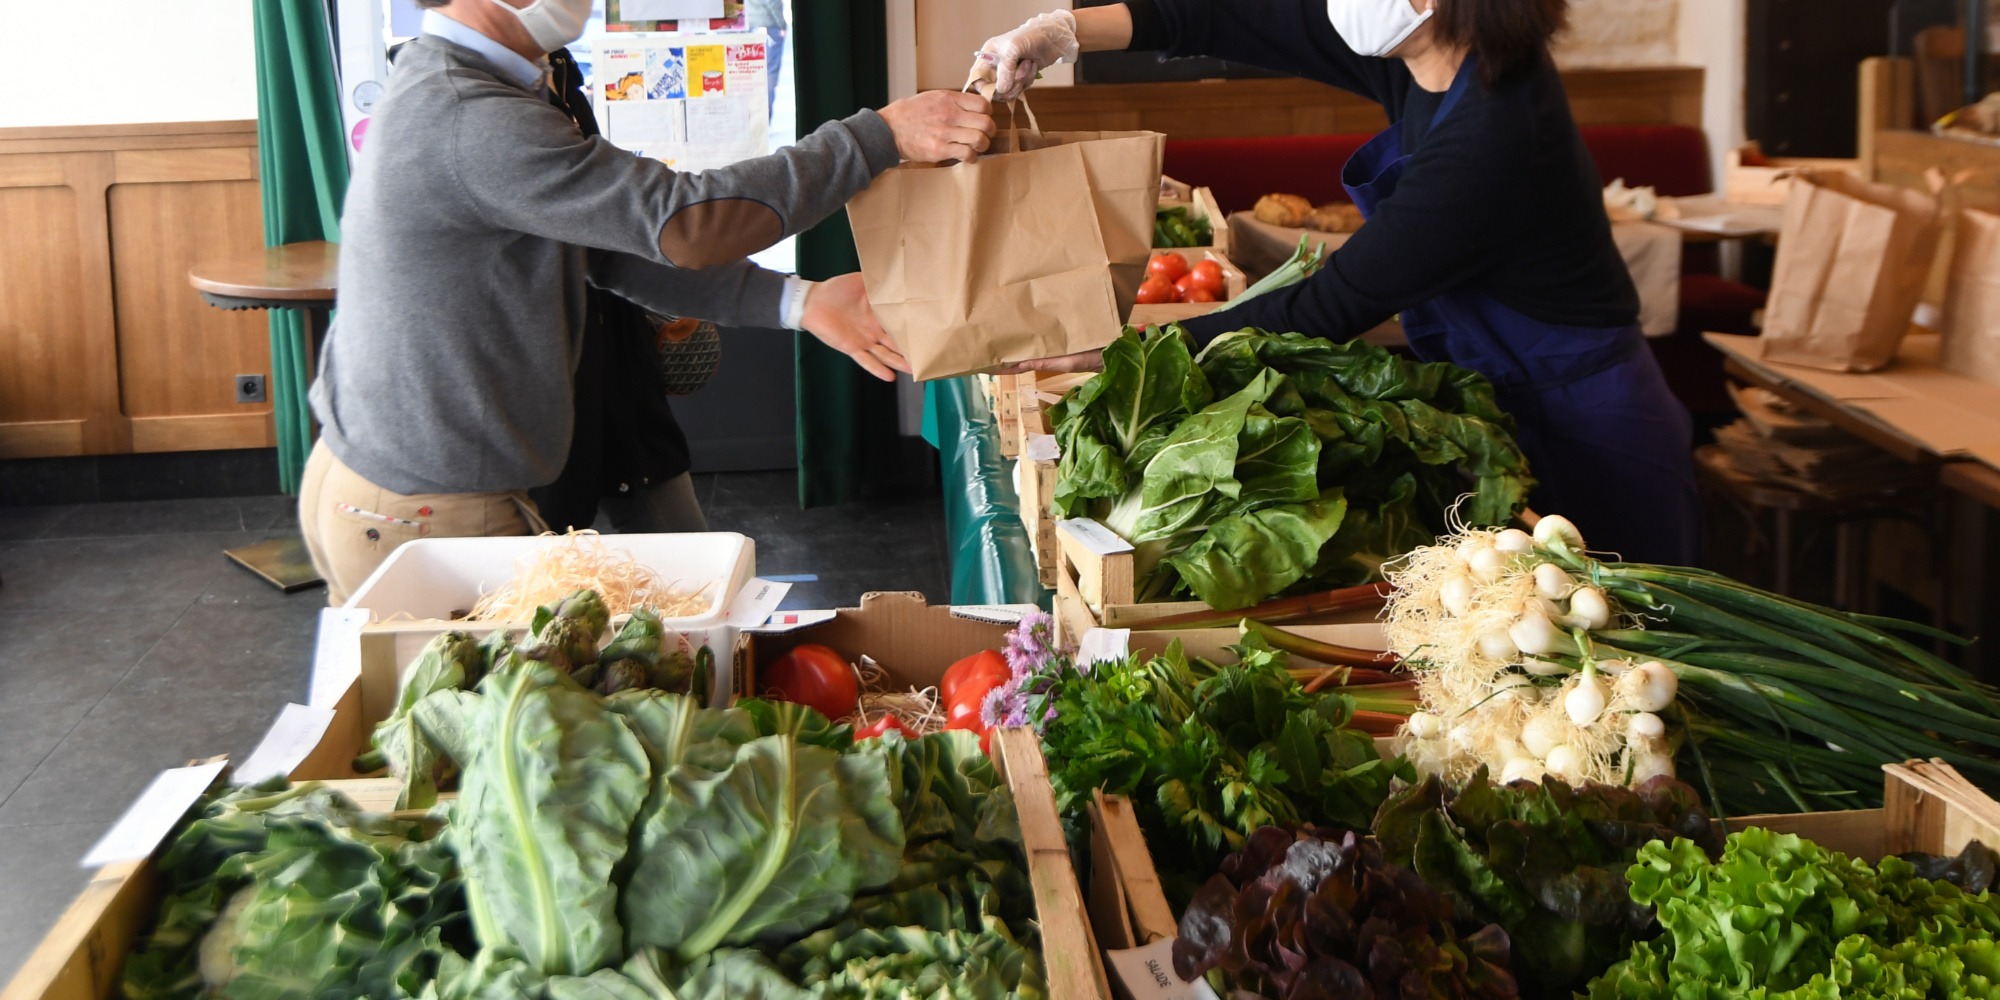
[342,532,756,628]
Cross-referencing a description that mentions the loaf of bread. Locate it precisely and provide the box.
[1307,203,1366,234]
[1253,193,1314,228]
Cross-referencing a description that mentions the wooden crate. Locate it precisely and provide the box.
[975,372,1029,459]
[1157,185,1231,257]
[1010,371,1095,590]
[1083,763,2000,962]
[4,605,1114,1000]
[1128,248,1249,330]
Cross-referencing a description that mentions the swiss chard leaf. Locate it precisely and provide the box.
[621,735,904,958]
[1166,493,1348,611]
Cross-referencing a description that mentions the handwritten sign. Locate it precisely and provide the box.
[234,704,337,786]
[1104,938,1220,1000]
[82,761,229,868]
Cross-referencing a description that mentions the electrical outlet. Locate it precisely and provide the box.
[235,374,267,404]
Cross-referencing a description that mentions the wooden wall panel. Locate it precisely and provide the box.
[0,185,90,424]
[0,120,269,459]
[1025,66,1706,139]
[109,177,272,448]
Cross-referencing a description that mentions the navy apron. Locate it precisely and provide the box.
[1339,63,1700,565]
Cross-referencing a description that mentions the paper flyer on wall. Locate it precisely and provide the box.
[604,0,746,34]
[597,32,770,173]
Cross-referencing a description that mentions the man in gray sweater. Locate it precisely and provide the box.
[301,0,993,604]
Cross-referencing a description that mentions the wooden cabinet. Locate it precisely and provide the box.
[0,121,273,459]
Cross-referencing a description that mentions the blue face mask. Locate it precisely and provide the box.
[489,0,592,53]
[1327,0,1435,57]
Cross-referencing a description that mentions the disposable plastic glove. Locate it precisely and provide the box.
[973,9,1079,103]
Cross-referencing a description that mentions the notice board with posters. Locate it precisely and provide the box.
[596,1,770,171]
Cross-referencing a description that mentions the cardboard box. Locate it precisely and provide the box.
[1725,142,1861,206]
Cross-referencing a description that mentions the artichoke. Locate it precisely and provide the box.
[602,608,665,667]
[596,659,649,696]
[522,616,599,675]
[477,628,519,680]
[534,589,610,643]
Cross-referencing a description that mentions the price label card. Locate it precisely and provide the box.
[234,704,337,786]
[1058,518,1135,557]
[725,578,793,628]
[1025,434,1062,462]
[1104,938,1220,1000]
[309,607,371,708]
[81,760,229,868]
[1076,627,1131,668]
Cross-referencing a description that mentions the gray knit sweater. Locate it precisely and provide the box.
[311,34,897,494]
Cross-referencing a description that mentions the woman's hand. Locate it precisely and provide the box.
[801,274,910,381]
[975,10,1081,103]
[995,348,1106,376]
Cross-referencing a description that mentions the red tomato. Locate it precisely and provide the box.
[1176,273,1204,302]
[1184,286,1218,303]
[856,714,917,741]
[1147,252,1190,282]
[1186,265,1225,298]
[1136,276,1176,305]
[947,697,983,728]
[1192,259,1224,282]
[761,643,859,720]
[941,650,1008,708]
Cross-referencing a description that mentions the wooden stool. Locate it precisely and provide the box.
[1694,444,1939,611]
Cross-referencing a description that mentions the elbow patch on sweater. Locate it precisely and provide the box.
[658,198,784,268]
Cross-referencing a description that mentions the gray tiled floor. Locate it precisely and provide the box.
[0,471,951,983]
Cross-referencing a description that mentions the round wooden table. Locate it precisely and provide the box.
[187,241,340,592]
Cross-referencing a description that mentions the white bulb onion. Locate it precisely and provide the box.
[1456,535,1493,564]
[1596,658,1633,676]
[1533,514,1585,551]
[1568,586,1612,630]
[1468,546,1508,584]
[1523,657,1571,677]
[1406,711,1443,740]
[1477,630,1518,662]
[1494,528,1534,553]
[1509,607,1561,657]
[1630,752,1676,782]
[1440,574,1475,618]
[1565,673,1609,726]
[1491,673,1534,704]
[1501,757,1543,784]
[1533,562,1574,601]
[1627,712,1666,741]
[1622,661,1679,713]
[1448,723,1477,750]
[1521,715,1566,758]
[1544,744,1585,779]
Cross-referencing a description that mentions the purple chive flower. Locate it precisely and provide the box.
[981,682,1030,729]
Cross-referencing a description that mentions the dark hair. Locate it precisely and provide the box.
[1431,0,1569,85]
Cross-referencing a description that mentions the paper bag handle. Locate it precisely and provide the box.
[963,71,1042,151]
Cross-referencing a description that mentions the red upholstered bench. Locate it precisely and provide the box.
[1163,125,1761,430]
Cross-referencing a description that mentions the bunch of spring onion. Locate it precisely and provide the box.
[1226,235,1328,308]
[1384,514,2000,817]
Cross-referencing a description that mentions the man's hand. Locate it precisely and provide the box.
[802,274,910,382]
[877,90,995,164]
[976,10,1081,103]
[995,347,1106,376]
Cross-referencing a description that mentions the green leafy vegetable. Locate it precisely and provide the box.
[1373,769,1722,996]
[1587,826,2000,1000]
[354,631,482,810]
[1052,326,1533,608]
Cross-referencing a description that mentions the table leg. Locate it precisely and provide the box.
[219,304,329,594]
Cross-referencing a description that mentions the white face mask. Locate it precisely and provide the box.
[1326,0,1434,58]
[489,0,593,53]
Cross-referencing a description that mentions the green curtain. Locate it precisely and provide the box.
[790,0,903,507]
[253,0,350,493]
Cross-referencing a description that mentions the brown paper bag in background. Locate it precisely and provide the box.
[1942,209,2000,387]
[847,106,1164,381]
[1762,170,1945,372]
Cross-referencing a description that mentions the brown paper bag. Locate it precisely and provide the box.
[1762,170,1945,372]
[847,105,1164,381]
[1942,208,2000,387]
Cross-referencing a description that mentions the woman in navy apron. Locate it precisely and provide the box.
[981,0,1702,565]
